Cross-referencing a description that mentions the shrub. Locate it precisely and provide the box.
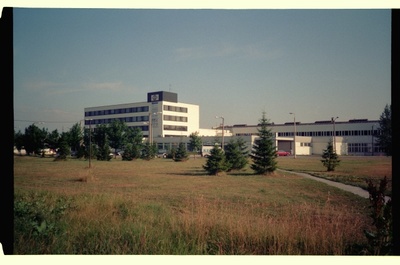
[364,176,392,255]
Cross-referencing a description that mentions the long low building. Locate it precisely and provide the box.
[84,91,383,156]
[225,119,382,156]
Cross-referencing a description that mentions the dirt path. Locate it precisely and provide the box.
[278,169,391,202]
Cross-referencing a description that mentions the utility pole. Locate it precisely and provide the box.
[289,113,296,158]
[331,117,338,154]
[215,116,225,150]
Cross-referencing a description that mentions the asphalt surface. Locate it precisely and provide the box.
[278,169,391,202]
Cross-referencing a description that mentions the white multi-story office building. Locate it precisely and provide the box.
[84,91,383,156]
[84,91,200,139]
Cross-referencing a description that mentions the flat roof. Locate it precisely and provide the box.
[225,119,379,128]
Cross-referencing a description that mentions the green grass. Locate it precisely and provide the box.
[275,155,392,195]
[14,155,388,254]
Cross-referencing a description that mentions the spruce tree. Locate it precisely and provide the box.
[97,141,112,161]
[203,145,230,175]
[321,140,340,171]
[122,143,137,161]
[174,142,189,162]
[225,138,249,171]
[141,142,157,160]
[55,138,70,161]
[250,112,277,175]
[376,104,392,156]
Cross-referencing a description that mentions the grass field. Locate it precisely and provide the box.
[276,155,392,195]
[13,155,392,254]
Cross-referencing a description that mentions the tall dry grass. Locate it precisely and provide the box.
[13,155,375,254]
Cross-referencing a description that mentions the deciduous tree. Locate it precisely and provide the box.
[188,131,202,158]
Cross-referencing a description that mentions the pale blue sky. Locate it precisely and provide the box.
[13,8,391,132]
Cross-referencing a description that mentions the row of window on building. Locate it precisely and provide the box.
[298,142,381,152]
[85,104,189,117]
[124,125,187,132]
[163,105,188,113]
[164,115,188,122]
[85,106,150,117]
[278,129,380,137]
[84,115,188,126]
[84,116,150,125]
[348,143,382,153]
[154,142,381,154]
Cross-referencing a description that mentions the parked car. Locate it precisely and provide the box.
[276,150,291,156]
[157,153,167,158]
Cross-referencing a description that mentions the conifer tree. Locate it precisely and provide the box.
[55,135,70,161]
[203,145,230,175]
[225,138,249,171]
[174,142,189,162]
[122,143,138,161]
[93,124,112,161]
[97,141,112,161]
[321,140,340,171]
[376,104,391,156]
[250,112,277,175]
[141,142,157,160]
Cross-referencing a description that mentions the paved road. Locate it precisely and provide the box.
[278,169,391,202]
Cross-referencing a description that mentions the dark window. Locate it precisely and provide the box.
[164,125,188,131]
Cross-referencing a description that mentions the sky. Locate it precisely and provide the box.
[11,3,392,133]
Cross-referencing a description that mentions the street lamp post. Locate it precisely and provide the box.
[148,113,152,144]
[289,113,296,158]
[331,117,338,154]
[148,112,162,145]
[215,116,225,150]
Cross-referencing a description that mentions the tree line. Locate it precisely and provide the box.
[14,104,391,172]
[14,120,146,161]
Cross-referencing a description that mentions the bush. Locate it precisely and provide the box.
[14,192,73,253]
[364,176,392,255]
